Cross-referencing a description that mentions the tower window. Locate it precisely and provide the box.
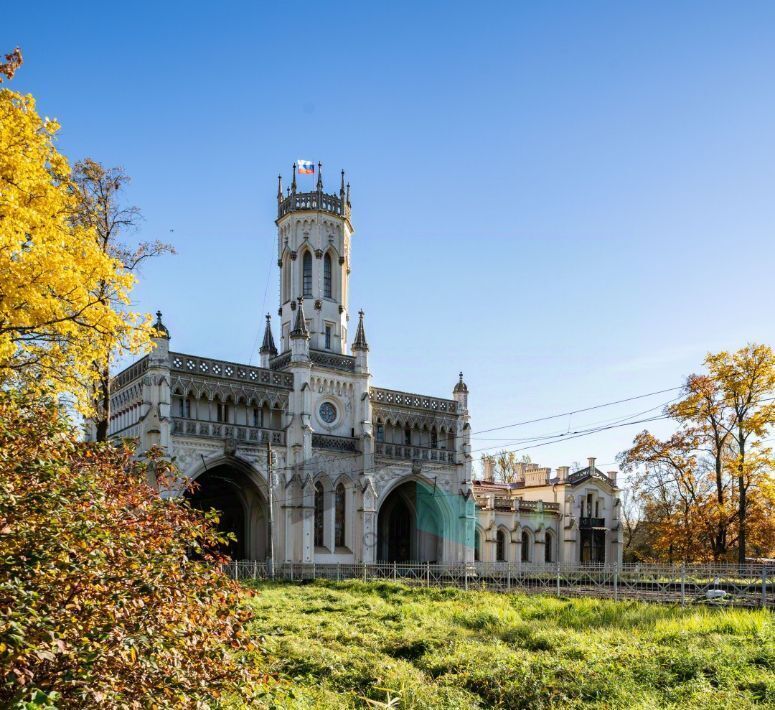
[314,482,324,548]
[325,325,332,350]
[324,253,332,298]
[303,251,313,297]
[521,531,530,562]
[335,483,346,547]
[376,422,384,443]
[253,407,262,427]
[496,530,506,561]
[431,428,438,448]
[404,426,412,446]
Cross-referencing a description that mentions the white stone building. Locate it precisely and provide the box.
[472,458,622,565]
[100,166,622,566]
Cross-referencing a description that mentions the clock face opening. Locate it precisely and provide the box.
[319,401,337,424]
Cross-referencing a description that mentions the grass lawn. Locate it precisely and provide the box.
[244,580,774,709]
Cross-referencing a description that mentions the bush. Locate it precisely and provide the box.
[0,391,259,707]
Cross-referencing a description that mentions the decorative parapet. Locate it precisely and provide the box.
[474,492,561,514]
[370,387,459,415]
[270,349,356,373]
[375,442,455,465]
[567,468,615,487]
[109,356,149,393]
[269,352,291,370]
[170,352,293,389]
[312,433,358,452]
[310,350,356,372]
[277,191,348,220]
[171,417,285,446]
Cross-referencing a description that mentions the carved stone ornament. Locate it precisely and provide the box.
[290,251,297,260]
[315,249,323,258]
[339,305,344,314]
[290,300,297,311]
[277,307,282,316]
[339,256,345,265]
[277,259,282,267]
[314,300,322,310]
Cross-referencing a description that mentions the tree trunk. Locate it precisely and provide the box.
[737,428,746,567]
[93,365,111,442]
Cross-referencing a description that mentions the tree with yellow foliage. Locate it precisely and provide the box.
[0,50,154,413]
[619,343,775,563]
[72,158,174,439]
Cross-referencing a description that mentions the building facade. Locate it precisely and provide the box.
[100,166,622,566]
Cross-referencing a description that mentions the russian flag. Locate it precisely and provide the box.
[298,160,315,174]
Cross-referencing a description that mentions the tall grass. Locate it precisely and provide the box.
[241,580,774,709]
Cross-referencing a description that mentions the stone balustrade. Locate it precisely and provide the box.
[171,417,285,445]
[170,352,293,388]
[312,433,358,452]
[375,442,455,464]
[277,191,348,219]
[370,387,459,414]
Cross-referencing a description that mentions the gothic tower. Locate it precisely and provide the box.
[275,164,353,354]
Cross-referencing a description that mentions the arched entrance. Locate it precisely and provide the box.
[377,480,444,562]
[186,464,267,560]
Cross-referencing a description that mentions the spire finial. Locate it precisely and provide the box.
[346,181,351,206]
[290,297,309,338]
[153,310,170,339]
[352,309,369,352]
[277,174,283,201]
[291,162,297,193]
[316,162,323,191]
[260,313,277,356]
[453,371,468,394]
[340,169,345,196]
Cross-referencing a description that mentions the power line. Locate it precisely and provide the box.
[471,386,683,436]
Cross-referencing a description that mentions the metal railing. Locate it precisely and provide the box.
[222,560,774,608]
[580,517,606,528]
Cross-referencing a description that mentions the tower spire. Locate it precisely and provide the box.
[259,313,278,356]
[352,310,369,351]
[290,297,309,338]
[153,310,170,340]
[340,169,345,197]
[277,174,283,202]
[291,162,297,193]
[316,162,323,191]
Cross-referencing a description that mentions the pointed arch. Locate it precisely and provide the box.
[544,528,555,563]
[521,527,533,563]
[323,252,333,299]
[314,481,325,548]
[334,482,346,547]
[302,249,313,298]
[496,527,507,561]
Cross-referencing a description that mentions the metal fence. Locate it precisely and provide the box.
[223,560,774,608]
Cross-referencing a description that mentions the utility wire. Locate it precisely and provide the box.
[471,386,683,436]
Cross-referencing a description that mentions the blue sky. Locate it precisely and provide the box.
[5,1,775,472]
